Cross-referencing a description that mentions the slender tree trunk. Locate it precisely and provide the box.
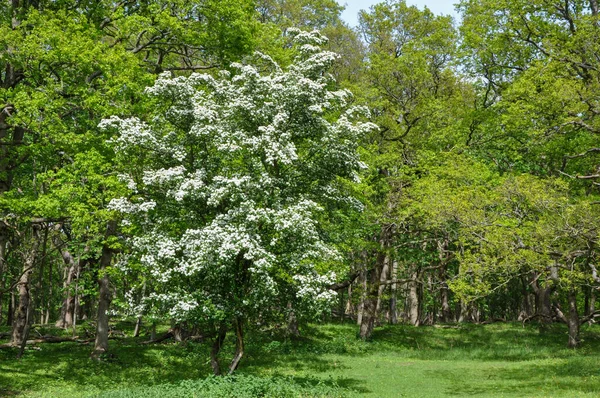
[518,276,532,321]
[534,286,553,324]
[458,300,468,323]
[0,233,7,325]
[12,225,41,346]
[567,289,580,348]
[228,318,244,374]
[133,282,146,337]
[591,0,599,16]
[54,235,85,329]
[345,283,353,318]
[408,269,420,326]
[589,288,596,325]
[150,322,157,340]
[210,324,227,376]
[16,300,32,359]
[359,265,379,340]
[36,227,48,324]
[287,301,299,336]
[389,259,399,324]
[92,220,117,358]
[7,290,14,326]
[360,227,392,340]
[356,268,367,326]
[44,258,52,324]
[375,254,391,319]
[56,252,77,328]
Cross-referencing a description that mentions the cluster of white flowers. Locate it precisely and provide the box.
[107,197,156,214]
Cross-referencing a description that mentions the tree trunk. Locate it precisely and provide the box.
[228,318,244,374]
[287,301,300,336]
[44,258,52,324]
[133,316,143,338]
[54,234,87,329]
[438,238,452,323]
[408,269,420,326]
[150,323,157,340]
[7,290,14,326]
[210,324,227,376]
[12,225,41,346]
[457,300,467,323]
[532,271,554,327]
[518,276,533,321]
[359,227,392,340]
[345,283,353,318]
[55,247,77,328]
[375,254,391,319]
[567,289,580,348]
[359,265,378,340]
[35,227,49,324]
[0,232,7,325]
[92,220,117,358]
[389,259,399,324]
[356,268,367,326]
[589,288,596,325]
[440,282,451,323]
[591,0,599,16]
[16,300,32,359]
[534,286,553,324]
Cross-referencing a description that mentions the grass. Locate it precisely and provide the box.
[1,321,600,397]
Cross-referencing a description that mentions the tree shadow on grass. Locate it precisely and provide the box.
[370,323,600,362]
[0,332,368,397]
[0,339,212,393]
[440,357,600,397]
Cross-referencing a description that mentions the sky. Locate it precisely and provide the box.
[340,0,459,27]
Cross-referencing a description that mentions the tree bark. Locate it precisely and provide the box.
[567,289,580,348]
[356,268,367,326]
[210,324,227,376]
[133,316,143,338]
[457,300,467,323]
[44,255,52,324]
[345,283,353,318]
[438,238,452,323]
[532,272,554,327]
[591,0,599,16]
[518,276,533,321]
[408,269,420,326]
[228,318,244,375]
[360,226,392,340]
[92,220,117,358]
[287,301,299,336]
[0,231,7,325]
[150,322,157,341]
[55,244,77,328]
[7,290,14,326]
[389,259,399,324]
[589,288,596,325]
[375,253,391,317]
[11,225,41,346]
[359,265,379,339]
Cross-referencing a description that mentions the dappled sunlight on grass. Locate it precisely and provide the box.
[1,322,599,397]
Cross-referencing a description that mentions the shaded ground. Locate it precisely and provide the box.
[1,321,599,397]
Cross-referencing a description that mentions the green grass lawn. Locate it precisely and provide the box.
[1,322,599,397]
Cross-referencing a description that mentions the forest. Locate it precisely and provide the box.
[1,0,600,396]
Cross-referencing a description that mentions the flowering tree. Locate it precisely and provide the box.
[101,29,376,374]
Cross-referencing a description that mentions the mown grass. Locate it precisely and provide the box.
[1,321,599,397]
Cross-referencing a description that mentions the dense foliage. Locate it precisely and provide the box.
[1,0,600,392]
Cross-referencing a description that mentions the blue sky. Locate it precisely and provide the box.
[340,0,459,27]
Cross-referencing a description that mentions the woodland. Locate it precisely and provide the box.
[1,0,600,397]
